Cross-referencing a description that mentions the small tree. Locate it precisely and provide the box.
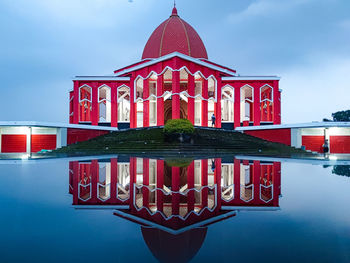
[332,110,350,122]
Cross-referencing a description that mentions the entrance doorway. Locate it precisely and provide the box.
[164,99,188,124]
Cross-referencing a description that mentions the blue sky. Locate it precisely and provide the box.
[0,0,349,123]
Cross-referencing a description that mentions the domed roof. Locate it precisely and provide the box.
[142,6,208,60]
[141,227,207,263]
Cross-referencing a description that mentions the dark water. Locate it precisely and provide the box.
[0,155,349,263]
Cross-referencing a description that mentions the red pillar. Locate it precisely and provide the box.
[157,75,164,126]
[129,157,136,210]
[273,162,281,206]
[172,71,180,119]
[253,86,261,126]
[172,167,180,215]
[72,161,79,205]
[215,76,222,128]
[143,79,149,127]
[234,159,241,203]
[234,86,241,129]
[91,160,99,202]
[110,158,118,203]
[215,158,222,209]
[143,158,149,208]
[111,84,118,127]
[91,83,99,126]
[253,160,261,205]
[273,81,281,124]
[73,82,79,124]
[201,159,208,208]
[130,77,136,128]
[156,160,164,212]
[202,80,208,127]
[188,75,195,124]
[187,161,195,212]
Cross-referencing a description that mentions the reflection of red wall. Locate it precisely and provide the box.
[1,135,27,153]
[302,136,324,153]
[31,135,57,153]
[245,129,291,145]
[330,136,350,154]
[67,128,109,145]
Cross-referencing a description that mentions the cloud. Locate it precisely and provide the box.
[227,0,311,23]
[281,55,350,123]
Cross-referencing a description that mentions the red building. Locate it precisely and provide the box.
[70,6,281,130]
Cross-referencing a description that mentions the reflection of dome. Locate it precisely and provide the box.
[141,227,207,263]
[142,6,208,60]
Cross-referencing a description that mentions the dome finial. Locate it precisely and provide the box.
[171,1,178,16]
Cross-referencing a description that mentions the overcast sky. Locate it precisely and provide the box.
[0,0,349,123]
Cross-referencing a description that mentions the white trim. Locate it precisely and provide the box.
[221,206,280,211]
[114,52,237,77]
[79,84,92,103]
[134,68,218,103]
[73,205,129,210]
[237,122,350,131]
[260,184,273,203]
[113,209,237,235]
[223,76,280,81]
[260,84,274,103]
[74,76,130,81]
[0,121,118,131]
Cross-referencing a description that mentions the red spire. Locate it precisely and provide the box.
[171,2,178,17]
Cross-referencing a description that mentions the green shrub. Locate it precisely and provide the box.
[164,119,195,134]
[165,158,194,168]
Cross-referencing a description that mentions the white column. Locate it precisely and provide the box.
[291,128,302,148]
[26,127,32,154]
[56,128,67,149]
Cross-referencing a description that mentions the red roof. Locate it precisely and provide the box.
[142,6,208,60]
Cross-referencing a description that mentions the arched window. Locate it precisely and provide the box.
[208,77,216,99]
[78,163,92,201]
[260,85,274,122]
[260,164,273,203]
[136,78,144,127]
[117,86,130,122]
[97,162,111,201]
[207,77,217,126]
[79,85,92,122]
[163,68,173,92]
[149,74,157,126]
[221,163,234,201]
[240,85,254,123]
[194,73,203,126]
[117,162,130,201]
[240,163,254,202]
[98,85,111,123]
[221,85,234,123]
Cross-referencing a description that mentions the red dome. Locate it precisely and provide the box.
[142,7,208,60]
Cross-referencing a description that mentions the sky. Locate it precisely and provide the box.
[0,0,349,124]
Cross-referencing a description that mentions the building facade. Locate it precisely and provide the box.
[69,7,281,130]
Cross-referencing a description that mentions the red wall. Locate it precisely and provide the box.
[31,135,57,153]
[1,135,27,153]
[330,136,350,154]
[244,129,291,146]
[67,128,110,145]
[302,136,324,153]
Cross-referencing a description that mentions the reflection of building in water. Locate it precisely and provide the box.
[69,157,281,262]
[69,157,281,219]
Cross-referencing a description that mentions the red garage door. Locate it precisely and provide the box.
[1,135,27,153]
[31,135,57,153]
[330,136,350,154]
[302,136,324,153]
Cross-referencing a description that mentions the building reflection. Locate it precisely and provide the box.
[69,157,281,262]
